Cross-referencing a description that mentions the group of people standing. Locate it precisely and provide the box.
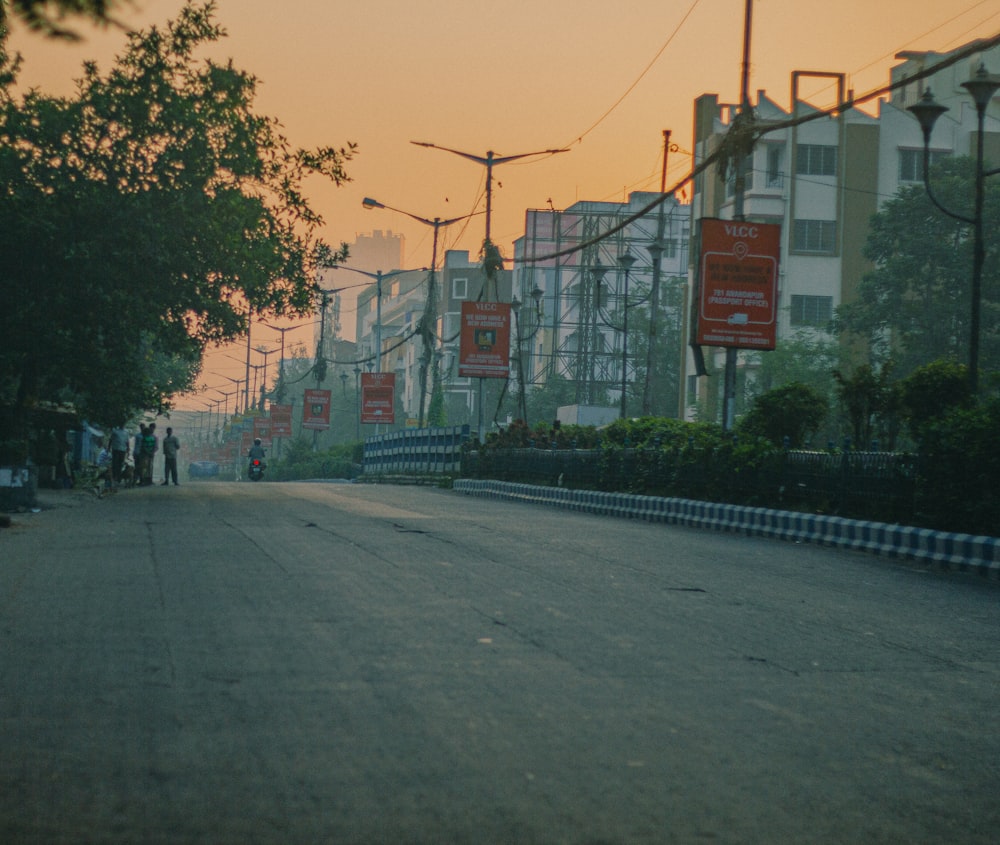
[100,422,181,489]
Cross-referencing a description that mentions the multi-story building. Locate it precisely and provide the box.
[511,192,691,416]
[684,38,1000,421]
[348,250,511,427]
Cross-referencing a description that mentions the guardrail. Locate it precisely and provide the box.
[363,425,470,476]
[454,479,1000,577]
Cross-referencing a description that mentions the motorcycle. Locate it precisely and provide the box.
[247,458,265,482]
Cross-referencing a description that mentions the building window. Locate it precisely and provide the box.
[452,277,468,299]
[766,145,783,187]
[793,218,836,253]
[898,148,949,183]
[795,144,837,177]
[790,294,834,327]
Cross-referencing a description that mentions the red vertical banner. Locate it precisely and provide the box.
[252,415,272,448]
[697,218,781,350]
[458,301,511,378]
[361,373,395,424]
[269,403,292,437]
[302,389,331,430]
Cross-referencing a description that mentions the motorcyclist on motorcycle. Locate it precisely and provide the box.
[247,438,266,479]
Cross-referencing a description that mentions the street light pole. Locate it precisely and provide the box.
[410,141,569,299]
[362,197,479,426]
[617,253,636,419]
[330,266,421,373]
[907,65,1000,394]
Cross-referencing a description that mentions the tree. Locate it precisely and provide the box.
[0,3,354,441]
[899,359,973,444]
[0,0,124,40]
[836,156,1000,379]
[832,364,902,449]
[737,382,828,448]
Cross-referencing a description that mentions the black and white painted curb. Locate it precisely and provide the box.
[453,479,1000,578]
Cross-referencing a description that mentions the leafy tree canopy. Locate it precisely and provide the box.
[0,2,355,433]
[0,0,125,40]
[737,381,828,448]
[836,156,1000,379]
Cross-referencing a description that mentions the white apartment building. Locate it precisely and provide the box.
[685,39,1000,421]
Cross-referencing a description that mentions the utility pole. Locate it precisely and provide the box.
[643,130,672,415]
[723,0,754,431]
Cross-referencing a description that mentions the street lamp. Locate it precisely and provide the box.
[510,284,544,425]
[363,197,479,426]
[617,252,636,419]
[907,65,1000,393]
[353,365,361,441]
[330,266,424,373]
[585,266,608,405]
[410,141,569,298]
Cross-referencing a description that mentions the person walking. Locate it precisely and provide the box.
[161,427,180,486]
[140,423,158,486]
[133,425,146,487]
[110,423,129,488]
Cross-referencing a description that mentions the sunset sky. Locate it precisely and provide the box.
[8,0,1000,409]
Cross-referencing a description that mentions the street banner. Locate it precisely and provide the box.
[269,403,293,437]
[361,373,395,425]
[696,218,780,350]
[302,388,331,431]
[252,414,272,448]
[458,301,511,378]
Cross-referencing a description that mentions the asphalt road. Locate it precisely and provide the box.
[1,481,997,844]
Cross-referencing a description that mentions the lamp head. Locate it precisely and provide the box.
[510,294,521,314]
[907,88,949,142]
[362,197,384,210]
[617,252,637,271]
[961,64,1000,113]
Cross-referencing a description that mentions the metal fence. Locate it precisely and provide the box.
[461,446,918,526]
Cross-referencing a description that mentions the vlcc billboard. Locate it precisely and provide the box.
[696,218,780,350]
[458,301,511,378]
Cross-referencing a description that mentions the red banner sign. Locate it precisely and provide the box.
[361,373,395,424]
[302,389,331,431]
[458,301,511,378]
[697,218,780,350]
[269,403,292,437]
[252,415,272,448]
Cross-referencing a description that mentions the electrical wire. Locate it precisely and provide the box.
[563,0,704,149]
[520,31,1000,267]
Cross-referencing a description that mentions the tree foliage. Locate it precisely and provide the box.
[0,0,125,40]
[0,2,354,435]
[898,359,973,443]
[737,381,828,448]
[836,156,1000,378]
[832,364,902,449]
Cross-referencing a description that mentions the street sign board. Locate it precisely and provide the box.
[696,218,780,350]
[302,389,331,431]
[361,373,395,425]
[458,301,511,378]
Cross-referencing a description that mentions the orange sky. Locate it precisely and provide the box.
[9,0,1000,408]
